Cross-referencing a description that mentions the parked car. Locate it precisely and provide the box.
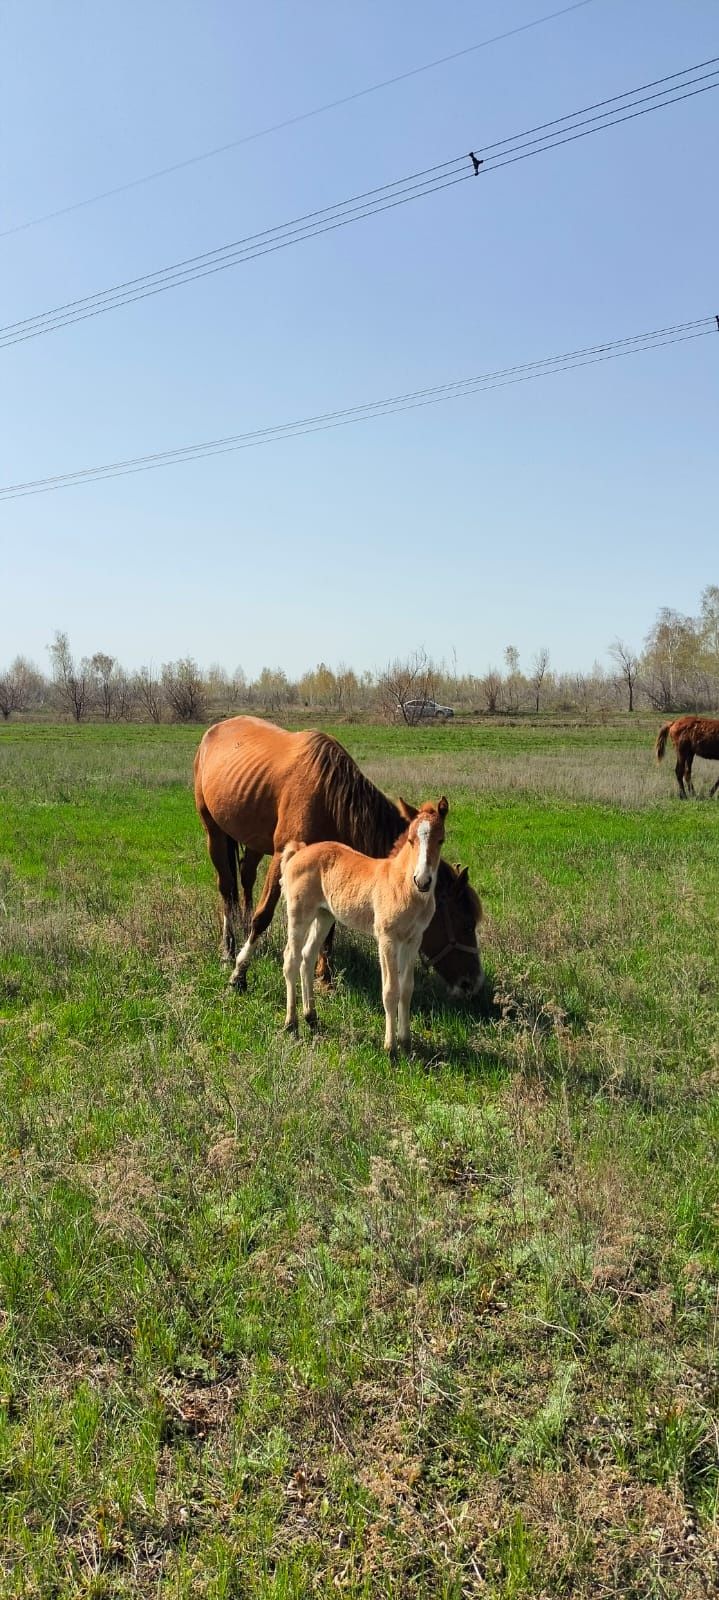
[402,698,455,725]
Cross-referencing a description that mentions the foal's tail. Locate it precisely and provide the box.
[655,723,672,762]
[280,840,305,889]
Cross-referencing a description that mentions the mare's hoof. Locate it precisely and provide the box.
[229,969,247,993]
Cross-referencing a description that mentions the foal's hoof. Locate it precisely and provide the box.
[304,1008,319,1032]
[283,1017,299,1036]
[229,969,247,993]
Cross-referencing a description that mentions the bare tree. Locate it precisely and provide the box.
[90,652,117,720]
[376,650,436,724]
[112,670,135,721]
[162,658,207,722]
[48,631,90,721]
[0,656,41,720]
[253,666,294,711]
[134,666,163,723]
[609,639,639,713]
[503,644,522,713]
[480,669,503,714]
[529,648,550,714]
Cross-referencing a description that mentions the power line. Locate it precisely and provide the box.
[2,58,717,352]
[0,0,600,240]
[2,316,714,499]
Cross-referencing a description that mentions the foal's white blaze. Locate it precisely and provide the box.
[413,819,434,892]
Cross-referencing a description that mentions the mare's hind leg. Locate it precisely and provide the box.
[231,851,284,989]
[198,806,240,962]
[675,753,688,799]
[709,770,719,799]
[300,910,334,1026]
[686,752,696,797]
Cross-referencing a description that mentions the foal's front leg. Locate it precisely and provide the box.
[397,939,420,1051]
[378,936,400,1054]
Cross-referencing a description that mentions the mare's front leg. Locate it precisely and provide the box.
[315,921,336,987]
[397,939,420,1052]
[378,936,400,1054]
[230,851,283,990]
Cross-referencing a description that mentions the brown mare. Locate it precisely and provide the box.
[281,798,449,1052]
[194,716,483,996]
[656,716,719,799]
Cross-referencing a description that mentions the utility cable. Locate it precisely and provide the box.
[1,316,714,499]
[0,0,600,239]
[1,58,716,351]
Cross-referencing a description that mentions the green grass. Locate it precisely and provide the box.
[1,718,718,1596]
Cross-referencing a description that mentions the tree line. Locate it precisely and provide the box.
[1,590,717,724]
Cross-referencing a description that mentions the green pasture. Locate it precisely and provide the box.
[0,718,717,1597]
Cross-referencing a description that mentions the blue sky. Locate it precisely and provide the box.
[2,0,717,678]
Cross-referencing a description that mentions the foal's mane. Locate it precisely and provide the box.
[308,732,405,857]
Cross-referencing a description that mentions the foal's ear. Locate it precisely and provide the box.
[438,796,449,818]
[397,796,418,820]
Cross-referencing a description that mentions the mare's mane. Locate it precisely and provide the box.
[308,732,404,857]
[308,733,479,916]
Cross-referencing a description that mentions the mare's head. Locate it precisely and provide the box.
[397,798,484,997]
[399,796,449,894]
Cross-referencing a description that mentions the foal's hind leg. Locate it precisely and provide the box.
[300,910,334,1027]
[709,770,719,799]
[686,752,696,797]
[283,906,315,1032]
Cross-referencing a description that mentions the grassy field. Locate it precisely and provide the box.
[1,718,718,1598]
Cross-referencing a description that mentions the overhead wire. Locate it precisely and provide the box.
[0,0,600,239]
[1,316,714,499]
[1,57,717,351]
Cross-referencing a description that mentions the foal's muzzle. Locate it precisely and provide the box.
[414,874,432,893]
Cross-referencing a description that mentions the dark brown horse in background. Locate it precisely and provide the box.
[194,716,484,996]
[656,716,719,798]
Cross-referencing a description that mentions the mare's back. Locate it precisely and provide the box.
[196,717,317,847]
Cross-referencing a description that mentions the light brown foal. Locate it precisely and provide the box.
[280,798,449,1053]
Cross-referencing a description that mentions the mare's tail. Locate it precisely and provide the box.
[227,836,239,896]
[655,723,671,762]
